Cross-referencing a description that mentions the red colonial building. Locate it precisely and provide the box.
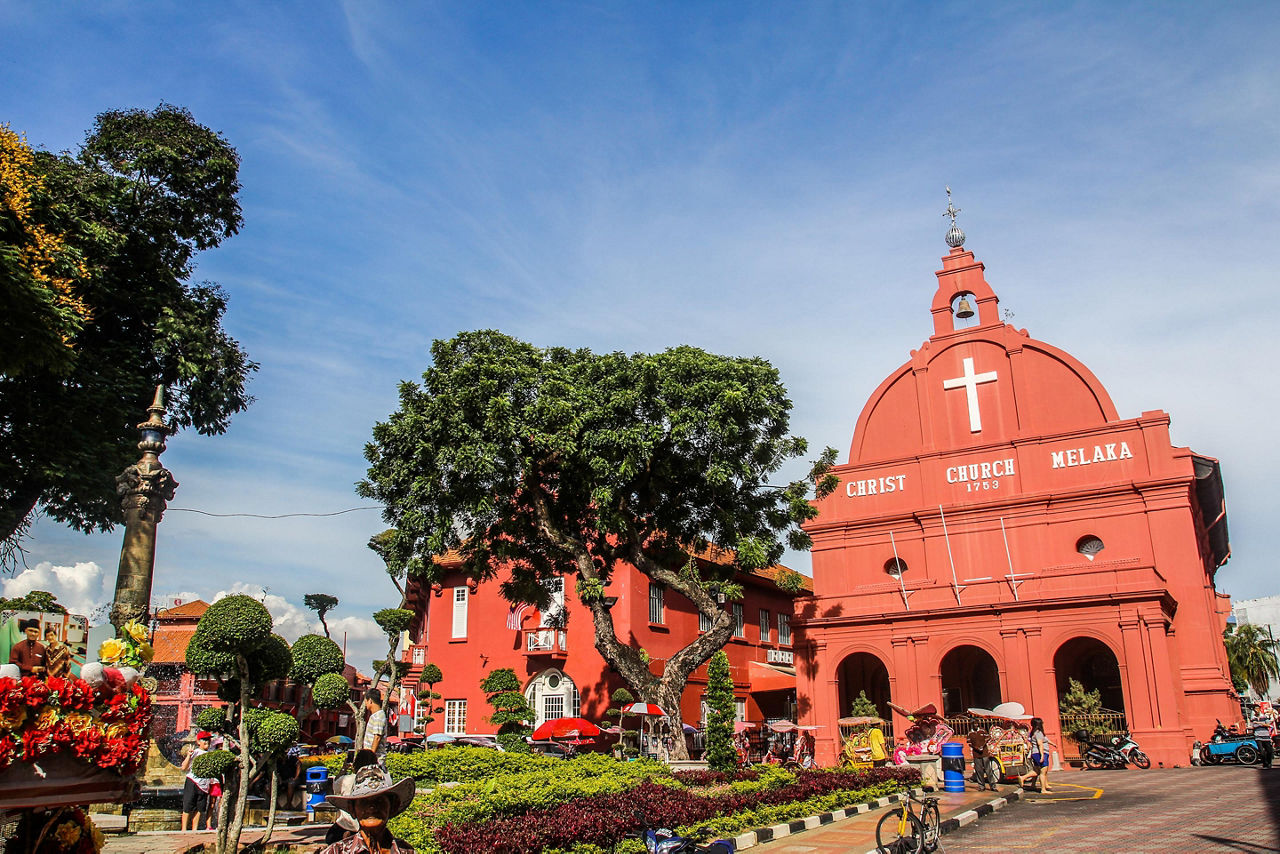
[399,553,808,738]
[796,224,1236,768]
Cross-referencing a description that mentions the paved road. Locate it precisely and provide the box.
[941,766,1280,853]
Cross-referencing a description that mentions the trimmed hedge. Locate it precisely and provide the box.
[431,767,918,854]
[385,745,559,783]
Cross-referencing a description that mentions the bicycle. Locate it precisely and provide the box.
[876,790,941,854]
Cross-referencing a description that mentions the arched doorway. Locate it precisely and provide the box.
[525,669,580,727]
[939,645,1001,715]
[837,652,891,720]
[1054,637,1124,712]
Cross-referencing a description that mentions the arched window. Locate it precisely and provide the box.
[525,669,579,726]
[885,558,908,578]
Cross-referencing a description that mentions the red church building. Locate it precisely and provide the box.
[399,552,808,740]
[796,218,1235,768]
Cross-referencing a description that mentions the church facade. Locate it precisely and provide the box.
[795,224,1235,768]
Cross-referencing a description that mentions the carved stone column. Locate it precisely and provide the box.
[110,386,178,630]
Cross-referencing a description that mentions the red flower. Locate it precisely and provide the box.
[21,677,50,707]
[71,727,104,762]
[21,727,54,760]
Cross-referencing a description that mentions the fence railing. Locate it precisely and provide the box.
[1058,711,1127,760]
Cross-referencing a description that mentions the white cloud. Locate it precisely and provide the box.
[2,561,113,619]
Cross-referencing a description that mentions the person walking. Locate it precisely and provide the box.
[1018,718,1054,793]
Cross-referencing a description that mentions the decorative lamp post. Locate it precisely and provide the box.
[110,385,178,630]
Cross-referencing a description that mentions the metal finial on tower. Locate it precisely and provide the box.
[943,186,966,248]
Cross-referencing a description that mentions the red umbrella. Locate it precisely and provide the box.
[532,717,602,740]
[621,702,666,717]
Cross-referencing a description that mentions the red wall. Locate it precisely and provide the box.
[400,560,802,737]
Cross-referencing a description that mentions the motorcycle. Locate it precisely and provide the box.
[641,827,736,854]
[1072,730,1150,770]
[1199,719,1264,766]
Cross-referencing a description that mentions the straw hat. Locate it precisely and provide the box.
[325,766,414,820]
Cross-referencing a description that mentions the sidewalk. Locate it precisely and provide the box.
[100,823,329,854]
[751,781,1031,853]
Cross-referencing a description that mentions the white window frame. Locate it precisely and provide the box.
[759,609,770,643]
[732,603,745,638]
[412,647,425,665]
[734,698,746,722]
[444,699,467,735]
[451,586,468,638]
[778,613,791,646]
[649,582,665,625]
[543,693,565,723]
[698,610,711,632]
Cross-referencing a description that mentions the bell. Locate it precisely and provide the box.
[954,296,975,319]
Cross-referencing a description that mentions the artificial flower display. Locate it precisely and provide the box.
[0,674,151,775]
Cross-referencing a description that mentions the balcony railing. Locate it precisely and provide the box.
[524,628,568,658]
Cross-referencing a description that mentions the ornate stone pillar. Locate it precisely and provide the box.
[110,386,178,629]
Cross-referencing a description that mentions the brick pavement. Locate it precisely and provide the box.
[939,766,1280,853]
[751,782,1023,854]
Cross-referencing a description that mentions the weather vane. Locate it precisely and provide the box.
[943,186,966,248]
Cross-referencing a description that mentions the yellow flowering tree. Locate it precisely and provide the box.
[0,124,90,377]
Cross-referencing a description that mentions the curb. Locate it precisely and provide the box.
[731,787,1024,851]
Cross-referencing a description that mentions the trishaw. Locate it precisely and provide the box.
[1199,721,1263,765]
[967,703,1034,783]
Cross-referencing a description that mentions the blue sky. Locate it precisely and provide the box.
[4,2,1278,671]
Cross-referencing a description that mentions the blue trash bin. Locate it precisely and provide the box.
[940,742,966,793]
[304,766,330,812]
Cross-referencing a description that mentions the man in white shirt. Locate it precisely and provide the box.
[362,689,387,761]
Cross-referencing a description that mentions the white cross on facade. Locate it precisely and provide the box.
[942,357,999,433]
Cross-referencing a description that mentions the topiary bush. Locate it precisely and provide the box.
[312,672,351,709]
[195,705,228,733]
[248,634,293,686]
[197,595,274,651]
[192,749,238,780]
[290,634,345,684]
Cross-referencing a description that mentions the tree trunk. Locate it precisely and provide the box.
[214,775,232,853]
[262,766,279,846]
[226,657,252,854]
[351,698,367,751]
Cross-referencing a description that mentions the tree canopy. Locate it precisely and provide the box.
[1226,624,1280,699]
[0,589,66,614]
[0,105,256,558]
[360,330,835,756]
[303,593,339,639]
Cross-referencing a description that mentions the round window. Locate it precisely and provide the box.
[1076,535,1105,559]
[546,673,561,690]
[884,558,908,578]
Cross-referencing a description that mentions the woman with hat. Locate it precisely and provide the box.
[319,764,416,853]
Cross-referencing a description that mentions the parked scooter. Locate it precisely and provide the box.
[641,827,736,854]
[1073,730,1150,770]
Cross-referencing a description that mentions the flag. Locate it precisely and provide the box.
[506,602,530,630]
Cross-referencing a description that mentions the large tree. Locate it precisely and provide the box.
[359,330,835,758]
[0,105,256,559]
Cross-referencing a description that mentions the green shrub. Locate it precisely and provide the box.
[300,755,345,775]
[192,749,238,780]
[290,634,345,683]
[197,595,274,651]
[388,754,673,850]
[386,745,554,783]
[312,672,351,709]
[496,733,530,753]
